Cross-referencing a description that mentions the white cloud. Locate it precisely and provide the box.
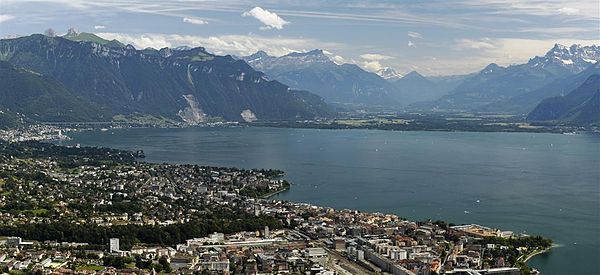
[408,40,414,47]
[362,61,384,72]
[516,26,592,36]
[0,14,15,23]
[408,31,422,39]
[360,53,393,61]
[323,50,346,64]
[95,32,340,57]
[359,53,393,72]
[452,0,597,20]
[94,25,105,30]
[183,17,208,25]
[362,61,384,73]
[455,38,495,50]
[242,7,289,30]
[330,55,345,64]
[557,7,579,15]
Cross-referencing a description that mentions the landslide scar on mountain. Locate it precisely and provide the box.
[177,94,205,124]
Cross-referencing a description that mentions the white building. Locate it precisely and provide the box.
[109,238,120,252]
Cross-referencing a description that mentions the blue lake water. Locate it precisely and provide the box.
[65,127,600,274]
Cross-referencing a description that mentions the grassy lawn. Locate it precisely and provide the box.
[23,208,49,216]
[76,264,105,271]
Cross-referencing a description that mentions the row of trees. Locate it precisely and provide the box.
[478,235,553,249]
[135,256,171,273]
[100,255,171,272]
[0,214,282,250]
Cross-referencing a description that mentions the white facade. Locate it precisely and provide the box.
[109,238,120,252]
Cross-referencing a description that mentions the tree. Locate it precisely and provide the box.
[159,256,172,273]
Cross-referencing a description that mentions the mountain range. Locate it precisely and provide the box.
[0,32,598,127]
[240,50,469,108]
[63,28,125,48]
[240,44,599,115]
[421,44,600,112]
[484,62,600,114]
[528,74,599,125]
[0,34,332,123]
[240,50,404,108]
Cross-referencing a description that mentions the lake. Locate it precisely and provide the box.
[64,126,600,274]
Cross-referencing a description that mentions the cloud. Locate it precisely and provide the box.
[359,53,393,72]
[183,17,208,25]
[455,38,495,50]
[95,32,340,57]
[323,50,346,64]
[407,31,422,39]
[386,37,600,76]
[330,55,345,64]
[360,53,393,61]
[0,0,472,30]
[242,7,289,30]
[451,0,596,20]
[408,41,414,47]
[516,26,593,36]
[362,61,384,72]
[557,7,579,15]
[0,14,15,23]
[94,25,105,30]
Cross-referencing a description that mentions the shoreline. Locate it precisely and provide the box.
[267,182,556,272]
[249,123,568,134]
[261,185,291,199]
[523,244,559,263]
[40,119,597,135]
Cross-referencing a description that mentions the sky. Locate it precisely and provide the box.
[0,0,598,76]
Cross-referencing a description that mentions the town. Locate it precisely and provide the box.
[0,125,72,143]
[0,141,551,274]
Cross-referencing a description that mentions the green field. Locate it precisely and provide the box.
[76,265,105,271]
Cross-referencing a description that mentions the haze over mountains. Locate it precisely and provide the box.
[424,44,600,112]
[241,43,598,118]
[241,50,403,108]
[0,31,598,126]
[391,71,469,104]
[528,74,600,125]
[486,62,600,114]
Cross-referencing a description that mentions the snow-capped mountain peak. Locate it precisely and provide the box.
[377,67,403,80]
[527,44,600,74]
[244,50,273,64]
[545,43,599,60]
